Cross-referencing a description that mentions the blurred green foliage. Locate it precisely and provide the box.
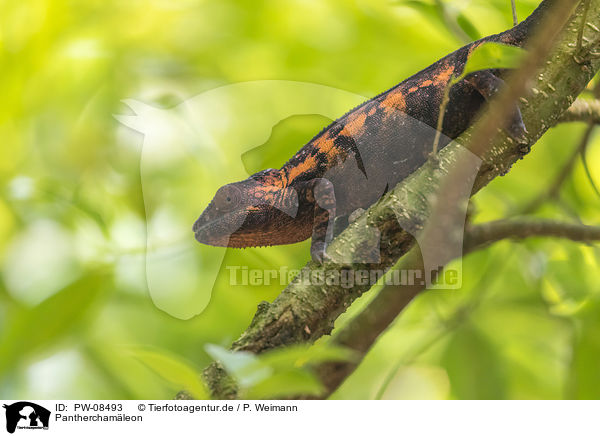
[1,0,599,399]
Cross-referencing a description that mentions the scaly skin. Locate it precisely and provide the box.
[193,0,554,261]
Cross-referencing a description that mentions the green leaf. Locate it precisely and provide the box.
[454,42,525,83]
[204,344,272,388]
[0,272,105,374]
[245,369,324,399]
[442,325,506,399]
[204,343,353,397]
[567,299,600,399]
[456,13,480,41]
[130,347,209,399]
[399,0,440,18]
[257,343,357,370]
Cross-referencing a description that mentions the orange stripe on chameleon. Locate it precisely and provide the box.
[341,112,368,137]
[313,134,336,154]
[381,91,406,114]
[286,154,318,182]
[432,65,455,85]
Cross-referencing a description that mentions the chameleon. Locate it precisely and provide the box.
[193,0,555,262]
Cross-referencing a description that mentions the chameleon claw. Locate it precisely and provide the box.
[310,241,332,264]
[507,109,528,144]
[348,208,366,224]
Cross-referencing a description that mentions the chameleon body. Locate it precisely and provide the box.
[194,0,554,261]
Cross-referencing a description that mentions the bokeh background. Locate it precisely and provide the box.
[1,0,599,399]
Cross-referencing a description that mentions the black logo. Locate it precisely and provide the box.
[2,402,50,434]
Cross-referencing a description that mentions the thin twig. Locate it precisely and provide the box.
[511,0,518,26]
[577,0,592,53]
[464,218,600,249]
[432,81,452,156]
[580,142,600,199]
[558,98,600,124]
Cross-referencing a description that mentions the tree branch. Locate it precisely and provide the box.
[560,98,600,123]
[191,0,600,400]
[465,218,600,249]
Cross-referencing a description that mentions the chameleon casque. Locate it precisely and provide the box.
[193,0,554,262]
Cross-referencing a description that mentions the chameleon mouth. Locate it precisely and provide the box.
[193,229,230,247]
[195,226,306,249]
[193,225,267,248]
[193,209,310,249]
[193,219,233,247]
[193,220,275,248]
[192,210,250,247]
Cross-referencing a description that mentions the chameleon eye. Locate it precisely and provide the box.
[214,185,241,212]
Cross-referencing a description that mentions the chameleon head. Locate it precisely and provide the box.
[193,168,304,248]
